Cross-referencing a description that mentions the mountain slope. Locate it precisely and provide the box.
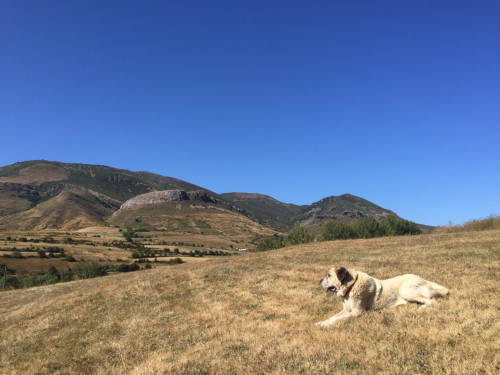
[0,160,421,233]
[220,193,303,232]
[221,192,397,232]
[294,193,395,231]
[0,160,208,202]
[0,160,219,231]
[0,187,120,230]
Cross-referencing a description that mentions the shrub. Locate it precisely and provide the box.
[21,272,59,288]
[166,258,184,265]
[145,263,152,269]
[354,217,386,238]
[319,216,422,241]
[47,266,61,281]
[318,221,358,241]
[116,263,140,272]
[60,269,74,282]
[11,251,25,259]
[73,261,108,279]
[255,236,285,251]
[4,275,20,288]
[122,228,135,242]
[380,216,422,236]
[286,225,314,245]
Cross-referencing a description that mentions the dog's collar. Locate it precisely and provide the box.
[343,274,358,299]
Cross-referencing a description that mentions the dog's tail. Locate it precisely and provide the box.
[425,281,449,298]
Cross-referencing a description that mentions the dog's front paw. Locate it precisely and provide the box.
[316,320,332,327]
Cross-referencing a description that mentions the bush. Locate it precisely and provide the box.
[286,225,314,245]
[21,272,60,288]
[255,236,285,251]
[4,275,20,288]
[116,263,140,272]
[145,263,152,269]
[11,250,25,259]
[354,217,386,238]
[122,228,135,242]
[380,216,422,236]
[318,221,358,241]
[47,266,61,281]
[319,216,422,241]
[166,258,184,265]
[60,268,74,282]
[73,261,108,279]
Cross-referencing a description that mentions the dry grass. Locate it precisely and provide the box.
[1,230,499,374]
[434,215,500,233]
[0,162,68,185]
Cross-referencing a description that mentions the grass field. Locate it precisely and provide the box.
[0,227,240,277]
[1,229,499,374]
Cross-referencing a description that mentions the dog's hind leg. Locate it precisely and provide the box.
[425,281,449,297]
[399,284,433,308]
[412,296,433,308]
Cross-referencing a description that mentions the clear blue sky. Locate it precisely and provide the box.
[1,1,499,226]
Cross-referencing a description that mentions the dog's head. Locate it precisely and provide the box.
[319,266,358,297]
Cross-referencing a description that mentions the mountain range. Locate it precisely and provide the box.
[0,160,415,235]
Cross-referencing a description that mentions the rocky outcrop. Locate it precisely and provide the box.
[120,190,189,209]
[118,189,217,210]
[186,190,217,203]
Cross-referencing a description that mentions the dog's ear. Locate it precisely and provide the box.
[336,266,353,284]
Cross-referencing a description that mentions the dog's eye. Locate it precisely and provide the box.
[327,273,331,278]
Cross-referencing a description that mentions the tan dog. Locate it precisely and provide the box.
[317,266,449,327]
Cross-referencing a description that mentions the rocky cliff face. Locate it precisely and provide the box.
[119,190,217,210]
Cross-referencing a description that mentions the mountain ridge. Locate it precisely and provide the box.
[0,160,422,232]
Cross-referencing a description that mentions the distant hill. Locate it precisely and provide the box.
[0,160,423,233]
[220,192,400,232]
[220,193,303,232]
[0,160,207,202]
[0,187,120,230]
[292,193,395,232]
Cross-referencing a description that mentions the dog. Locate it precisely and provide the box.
[317,266,449,327]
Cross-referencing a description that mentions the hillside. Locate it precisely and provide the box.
[0,188,120,231]
[221,192,399,232]
[109,198,275,239]
[0,161,255,237]
[0,161,421,237]
[294,193,396,232]
[221,192,304,232]
[1,230,498,374]
[0,160,208,201]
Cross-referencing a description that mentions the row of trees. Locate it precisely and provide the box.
[255,216,422,251]
[318,216,421,241]
[1,261,151,290]
[131,247,231,258]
